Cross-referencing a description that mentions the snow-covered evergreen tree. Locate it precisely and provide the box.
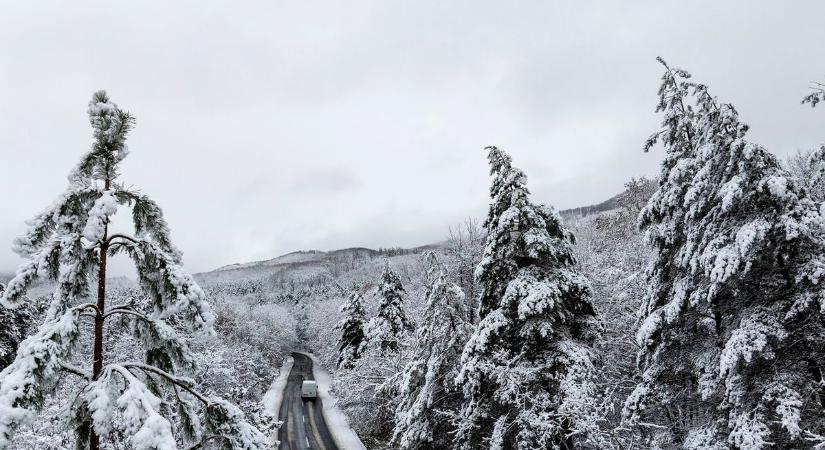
[624,59,825,449]
[456,146,602,449]
[0,91,270,450]
[366,262,411,352]
[337,287,366,369]
[392,252,472,450]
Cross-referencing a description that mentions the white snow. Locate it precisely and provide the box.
[765,175,789,200]
[261,354,293,423]
[298,352,367,450]
[260,355,294,446]
[82,190,117,243]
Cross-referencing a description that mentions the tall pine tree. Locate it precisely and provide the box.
[456,146,601,449]
[337,287,367,369]
[366,262,411,353]
[392,252,472,450]
[0,91,269,450]
[624,59,825,449]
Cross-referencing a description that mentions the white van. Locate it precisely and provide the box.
[301,380,318,400]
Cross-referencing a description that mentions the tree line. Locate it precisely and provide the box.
[333,58,825,449]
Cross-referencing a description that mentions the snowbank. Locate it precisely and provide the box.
[261,355,294,444]
[298,352,368,450]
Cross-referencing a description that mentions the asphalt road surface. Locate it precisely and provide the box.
[278,352,339,450]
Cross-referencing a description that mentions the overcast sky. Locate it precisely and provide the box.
[1,1,823,276]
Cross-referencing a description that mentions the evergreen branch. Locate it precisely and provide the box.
[105,233,139,245]
[102,305,149,321]
[60,363,92,380]
[121,363,210,405]
[73,302,101,316]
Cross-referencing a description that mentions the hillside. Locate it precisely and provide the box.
[197,245,441,285]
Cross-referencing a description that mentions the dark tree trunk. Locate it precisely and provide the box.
[89,177,110,450]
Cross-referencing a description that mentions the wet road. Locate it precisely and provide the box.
[277,352,339,450]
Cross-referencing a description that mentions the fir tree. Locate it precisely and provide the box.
[456,146,602,449]
[337,287,367,369]
[0,91,270,450]
[624,59,825,449]
[366,263,411,353]
[392,252,472,450]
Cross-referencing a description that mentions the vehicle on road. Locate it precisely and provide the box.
[301,380,318,400]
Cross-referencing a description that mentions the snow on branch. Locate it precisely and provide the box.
[0,238,60,308]
[116,190,181,259]
[200,396,272,450]
[81,190,118,244]
[83,363,268,449]
[106,307,196,373]
[117,237,215,334]
[719,308,787,381]
[85,364,176,450]
[0,308,82,447]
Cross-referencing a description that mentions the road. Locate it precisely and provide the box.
[277,352,339,450]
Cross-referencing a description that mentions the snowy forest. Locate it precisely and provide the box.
[2,30,825,450]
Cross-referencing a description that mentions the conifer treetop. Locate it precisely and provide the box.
[625,58,825,448]
[1,91,211,331]
[476,145,580,318]
[0,91,267,449]
[367,262,411,352]
[456,146,602,449]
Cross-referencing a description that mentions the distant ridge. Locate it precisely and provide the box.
[210,244,440,274]
[204,189,628,278]
[559,192,622,219]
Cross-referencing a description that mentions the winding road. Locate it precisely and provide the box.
[277,353,339,450]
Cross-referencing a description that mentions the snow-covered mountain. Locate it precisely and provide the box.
[197,245,440,285]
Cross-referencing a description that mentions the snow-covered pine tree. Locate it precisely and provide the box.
[802,79,825,108]
[0,91,270,450]
[337,287,367,369]
[392,252,472,450]
[456,146,602,450]
[624,58,825,449]
[366,262,411,353]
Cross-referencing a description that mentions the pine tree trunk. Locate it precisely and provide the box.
[90,178,110,450]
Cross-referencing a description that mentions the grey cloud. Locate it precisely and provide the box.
[0,1,823,276]
[289,168,361,194]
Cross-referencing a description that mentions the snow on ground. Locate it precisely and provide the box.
[299,352,367,450]
[261,355,294,443]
